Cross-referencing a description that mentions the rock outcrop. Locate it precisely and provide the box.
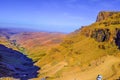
[0,44,40,80]
[96,11,120,22]
[91,29,110,42]
[90,28,120,49]
[115,28,120,49]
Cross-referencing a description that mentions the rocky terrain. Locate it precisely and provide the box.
[96,11,120,22]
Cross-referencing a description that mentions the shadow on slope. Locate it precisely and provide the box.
[0,44,40,80]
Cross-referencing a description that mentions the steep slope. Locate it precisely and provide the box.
[35,11,120,80]
[0,28,21,51]
[0,44,39,80]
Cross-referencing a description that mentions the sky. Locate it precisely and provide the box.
[0,0,120,33]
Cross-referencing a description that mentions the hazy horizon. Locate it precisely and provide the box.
[0,0,120,33]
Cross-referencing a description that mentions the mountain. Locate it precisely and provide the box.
[0,28,67,62]
[1,11,120,80]
[34,11,120,80]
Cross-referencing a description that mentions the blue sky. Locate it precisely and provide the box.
[0,0,120,33]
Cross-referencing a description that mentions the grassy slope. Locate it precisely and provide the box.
[34,12,120,80]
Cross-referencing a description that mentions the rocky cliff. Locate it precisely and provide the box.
[0,44,40,80]
[96,11,120,22]
[79,11,120,49]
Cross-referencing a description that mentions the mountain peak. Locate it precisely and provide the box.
[96,11,120,22]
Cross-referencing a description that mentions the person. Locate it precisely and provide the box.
[96,75,102,80]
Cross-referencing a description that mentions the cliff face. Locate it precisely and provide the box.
[0,44,40,80]
[78,11,120,49]
[96,11,120,22]
[91,29,110,42]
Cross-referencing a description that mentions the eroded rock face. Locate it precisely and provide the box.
[91,29,110,42]
[90,28,120,49]
[96,11,120,22]
[115,29,120,49]
[0,44,40,80]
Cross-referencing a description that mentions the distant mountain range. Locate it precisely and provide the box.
[0,28,67,61]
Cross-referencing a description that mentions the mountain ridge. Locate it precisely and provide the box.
[96,11,120,22]
[34,11,120,80]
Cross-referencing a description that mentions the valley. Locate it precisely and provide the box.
[1,11,120,80]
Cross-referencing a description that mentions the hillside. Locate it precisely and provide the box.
[1,11,120,80]
[0,44,39,80]
[34,11,120,80]
[0,29,66,61]
[10,32,66,61]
